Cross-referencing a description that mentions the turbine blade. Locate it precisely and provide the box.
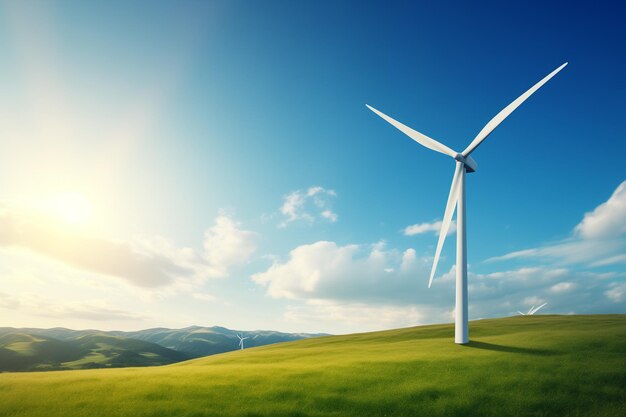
[366,104,457,158]
[530,303,547,315]
[462,62,568,157]
[528,305,535,315]
[428,162,462,288]
[517,311,526,316]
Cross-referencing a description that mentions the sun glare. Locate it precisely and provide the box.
[45,192,92,226]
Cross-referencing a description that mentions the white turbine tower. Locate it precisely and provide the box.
[367,63,567,344]
[237,333,248,350]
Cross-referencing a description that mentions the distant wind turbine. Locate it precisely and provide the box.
[237,333,248,350]
[519,303,548,316]
[367,63,567,344]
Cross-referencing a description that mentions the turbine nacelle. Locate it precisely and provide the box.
[455,153,478,173]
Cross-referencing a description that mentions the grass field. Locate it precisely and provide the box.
[0,315,624,417]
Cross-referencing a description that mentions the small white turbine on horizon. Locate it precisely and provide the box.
[237,333,249,350]
[367,63,567,344]
[518,303,548,316]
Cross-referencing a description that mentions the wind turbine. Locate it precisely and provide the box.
[518,303,547,316]
[237,333,248,350]
[367,63,567,344]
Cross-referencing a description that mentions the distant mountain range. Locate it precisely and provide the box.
[0,326,326,372]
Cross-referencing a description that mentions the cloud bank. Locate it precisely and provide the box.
[252,238,624,329]
[254,180,626,330]
[488,180,626,267]
[252,241,429,303]
[0,205,257,289]
[0,292,144,321]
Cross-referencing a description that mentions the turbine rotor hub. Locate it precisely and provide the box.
[454,153,478,173]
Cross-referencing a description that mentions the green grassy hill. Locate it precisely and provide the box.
[0,315,624,417]
[0,332,189,371]
[0,333,86,371]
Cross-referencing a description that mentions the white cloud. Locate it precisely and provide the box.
[469,268,624,316]
[279,186,337,227]
[488,180,626,267]
[251,241,430,303]
[252,181,626,330]
[590,254,626,267]
[0,204,257,290]
[203,215,258,276]
[549,282,576,293]
[307,186,336,198]
[605,282,626,302]
[486,239,623,265]
[404,220,456,236]
[0,205,192,288]
[522,296,545,306]
[280,191,311,223]
[320,210,338,222]
[0,292,144,321]
[574,181,626,239]
[252,237,625,326]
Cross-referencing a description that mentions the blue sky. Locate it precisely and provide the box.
[0,0,624,334]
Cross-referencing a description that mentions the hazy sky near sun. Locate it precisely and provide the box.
[0,0,625,334]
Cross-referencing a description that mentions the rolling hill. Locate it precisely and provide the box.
[0,333,86,372]
[0,326,324,371]
[0,331,189,371]
[114,325,326,357]
[0,315,624,417]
